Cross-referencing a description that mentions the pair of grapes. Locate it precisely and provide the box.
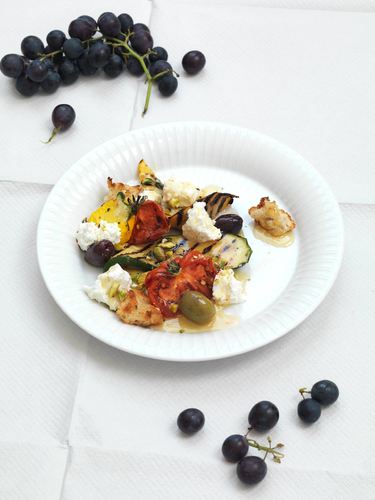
[0,11,206,116]
[297,379,339,423]
[177,401,282,486]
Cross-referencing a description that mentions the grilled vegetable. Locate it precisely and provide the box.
[169,192,238,230]
[193,234,252,269]
[103,255,156,272]
[87,192,135,248]
[137,159,163,189]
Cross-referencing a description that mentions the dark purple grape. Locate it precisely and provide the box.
[158,75,178,97]
[222,435,249,463]
[297,398,321,423]
[15,75,39,96]
[149,46,168,63]
[63,38,84,60]
[85,240,116,267]
[130,31,153,55]
[26,59,48,82]
[77,50,97,76]
[133,23,150,33]
[149,60,172,77]
[98,12,121,37]
[58,59,79,85]
[0,54,25,78]
[87,41,111,68]
[21,36,44,60]
[126,56,143,76]
[77,15,97,31]
[177,408,205,434]
[69,18,96,41]
[118,13,134,33]
[43,57,55,71]
[248,401,279,432]
[40,70,61,94]
[182,50,206,75]
[237,457,267,485]
[215,214,243,234]
[52,104,76,130]
[46,30,66,51]
[311,380,339,406]
[103,54,124,78]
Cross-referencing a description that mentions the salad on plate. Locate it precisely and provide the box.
[76,160,296,330]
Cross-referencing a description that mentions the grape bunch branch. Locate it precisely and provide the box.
[0,12,206,116]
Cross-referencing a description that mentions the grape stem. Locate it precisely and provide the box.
[246,436,285,464]
[39,50,62,61]
[42,127,61,144]
[299,387,311,400]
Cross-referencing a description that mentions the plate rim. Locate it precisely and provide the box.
[37,121,344,362]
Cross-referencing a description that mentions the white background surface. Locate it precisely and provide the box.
[0,1,374,499]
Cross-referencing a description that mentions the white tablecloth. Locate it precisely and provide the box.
[1,1,375,499]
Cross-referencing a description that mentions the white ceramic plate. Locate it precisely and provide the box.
[37,122,343,362]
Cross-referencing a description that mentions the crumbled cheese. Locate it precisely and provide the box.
[142,189,162,204]
[76,221,121,251]
[213,269,247,305]
[162,178,200,208]
[84,264,132,311]
[182,202,222,242]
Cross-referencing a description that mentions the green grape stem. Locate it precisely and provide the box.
[42,127,60,144]
[299,387,311,400]
[246,436,285,464]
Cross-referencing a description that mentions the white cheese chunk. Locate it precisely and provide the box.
[182,202,222,243]
[162,178,200,208]
[84,264,132,311]
[76,221,121,251]
[213,269,247,305]
[142,189,162,203]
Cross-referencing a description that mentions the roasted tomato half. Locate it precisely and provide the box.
[129,200,170,245]
[145,250,217,318]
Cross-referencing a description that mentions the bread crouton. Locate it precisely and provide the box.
[249,197,296,237]
[104,177,142,202]
[116,289,163,327]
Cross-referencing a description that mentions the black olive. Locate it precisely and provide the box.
[215,214,243,234]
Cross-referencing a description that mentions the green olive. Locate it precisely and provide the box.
[178,291,216,325]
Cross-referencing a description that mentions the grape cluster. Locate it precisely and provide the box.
[298,380,339,424]
[0,12,206,115]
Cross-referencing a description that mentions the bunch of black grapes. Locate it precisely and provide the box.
[0,12,206,115]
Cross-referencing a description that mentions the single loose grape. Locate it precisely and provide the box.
[177,408,205,434]
[44,104,76,143]
[248,401,279,431]
[182,50,206,75]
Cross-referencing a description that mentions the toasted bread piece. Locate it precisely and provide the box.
[104,177,142,202]
[116,289,163,327]
[249,197,296,237]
